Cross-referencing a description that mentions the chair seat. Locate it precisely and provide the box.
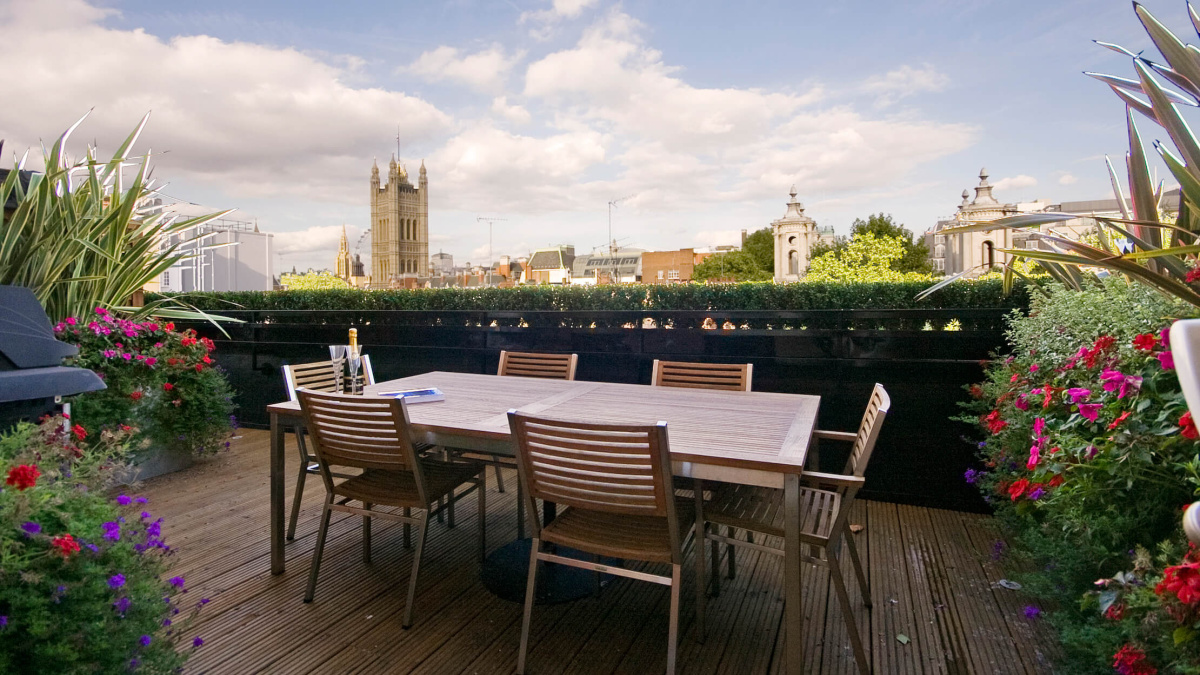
[333,459,484,508]
[705,483,840,546]
[540,498,695,564]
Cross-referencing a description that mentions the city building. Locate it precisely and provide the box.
[431,251,454,275]
[570,249,643,285]
[643,248,705,284]
[370,156,428,287]
[772,186,837,282]
[334,225,370,288]
[151,202,275,292]
[521,245,575,285]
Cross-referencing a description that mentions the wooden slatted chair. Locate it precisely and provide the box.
[508,411,700,675]
[282,361,342,541]
[498,350,578,380]
[651,359,752,392]
[297,389,487,627]
[698,384,889,675]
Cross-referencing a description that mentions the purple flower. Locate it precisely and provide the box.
[1085,445,1099,459]
[146,519,162,539]
[101,521,121,542]
[168,576,185,589]
[113,597,131,614]
[199,597,210,605]
[192,636,204,648]
[1066,388,1091,403]
[115,495,131,506]
[1100,369,1142,399]
[140,511,151,520]
[991,540,1005,562]
[964,468,979,484]
[0,616,7,629]
[20,521,41,536]
[1023,605,1041,619]
[1077,403,1102,422]
[1028,486,1045,501]
[140,635,152,647]
[162,618,172,627]
[135,497,148,504]
[108,574,126,590]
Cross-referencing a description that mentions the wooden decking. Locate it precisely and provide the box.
[146,430,1057,674]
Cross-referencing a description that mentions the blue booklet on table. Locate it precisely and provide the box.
[378,388,445,404]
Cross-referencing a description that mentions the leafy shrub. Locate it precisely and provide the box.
[55,307,236,459]
[0,417,203,674]
[151,277,1028,313]
[963,279,1200,672]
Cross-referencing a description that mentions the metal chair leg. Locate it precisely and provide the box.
[493,462,506,493]
[845,531,870,607]
[710,527,721,598]
[402,517,429,629]
[287,460,307,541]
[362,502,372,564]
[303,497,333,603]
[828,548,870,675]
[517,537,541,675]
[478,476,487,562]
[667,564,681,675]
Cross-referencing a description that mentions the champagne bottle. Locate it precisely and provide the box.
[349,328,357,348]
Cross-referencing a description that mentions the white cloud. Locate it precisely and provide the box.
[693,230,743,248]
[274,223,366,272]
[407,44,523,92]
[491,96,532,125]
[861,65,949,106]
[1058,173,1078,185]
[0,0,451,204]
[994,175,1038,191]
[520,0,601,39]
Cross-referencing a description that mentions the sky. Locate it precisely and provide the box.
[0,0,1183,273]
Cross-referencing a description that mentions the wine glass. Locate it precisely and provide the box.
[347,346,362,395]
[329,345,347,392]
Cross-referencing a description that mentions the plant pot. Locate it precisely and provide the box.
[115,445,196,483]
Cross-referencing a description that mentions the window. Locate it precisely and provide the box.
[983,240,995,268]
[787,235,797,245]
[657,270,665,280]
[934,244,945,258]
[934,259,944,271]
[162,271,170,286]
[788,250,799,275]
[667,269,680,280]
[935,235,945,245]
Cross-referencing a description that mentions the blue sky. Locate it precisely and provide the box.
[0,0,1179,272]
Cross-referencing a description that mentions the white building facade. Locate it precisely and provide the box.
[773,186,837,282]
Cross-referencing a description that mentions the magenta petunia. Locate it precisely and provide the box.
[1067,388,1091,403]
[1027,446,1040,470]
[1014,395,1029,411]
[1077,403,1102,422]
[1158,350,1175,370]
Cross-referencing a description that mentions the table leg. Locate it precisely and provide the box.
[783,473,803,672]
[271,411,286,575]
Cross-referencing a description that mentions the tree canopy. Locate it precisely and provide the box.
[806,232,939,283]
[809,213,937,275]
[691,248,772,282]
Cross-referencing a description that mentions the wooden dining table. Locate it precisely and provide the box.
[266,370,820,671]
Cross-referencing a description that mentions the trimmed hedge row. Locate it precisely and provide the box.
[152,279,1029,312]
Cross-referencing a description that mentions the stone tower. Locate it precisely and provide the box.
[773,186,822,282]
[370,156,429,285]
[335,224,351,280]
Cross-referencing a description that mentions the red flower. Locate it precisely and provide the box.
[202,355,212,365]
[1113,644,1157,675]
[50,534,81,558]
[1107,411,1131,431]
[71,424,87,440]
[1048,474,1065,488]
[1182,412,1199,440]
[164,322,175,331]
[1133,333,1158,351]
[1104,603,1125,620]
[129,390,143,401]
[163,383,174,391]
[194,363,204,372]
[1157,561,1200,605]
[201,337,215,352]
[5,464,40,490]
[1188,268,1200,283]
[982,410,1008,435]
[1008,478,1030,501]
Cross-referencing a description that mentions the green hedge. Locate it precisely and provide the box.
[151,279,1028,312]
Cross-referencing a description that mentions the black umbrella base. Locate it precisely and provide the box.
[480,538,621,604]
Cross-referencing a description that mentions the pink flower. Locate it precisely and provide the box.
[1078,403,1102,422]
[1163,327,1172,349]
[1010,373,1019,383]
[1100,370,1142,399]
[1027,445,1040,470]
[1067,388,1091,403]
[1013,395,1029,411]
[1033,417,1046,437]
[65,317,76,326]
[1157,351,1175,370]
[1029,364,1039,373]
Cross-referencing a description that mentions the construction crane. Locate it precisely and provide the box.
[476,216,507,265]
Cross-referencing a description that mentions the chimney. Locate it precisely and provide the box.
[741,229,748,246]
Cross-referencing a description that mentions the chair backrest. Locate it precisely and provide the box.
[843,384,891,477]
[650,360,752,391]
[297,389,427,500]
[508,411,680,559]
[498,351,578,380]
[282,361,340,401]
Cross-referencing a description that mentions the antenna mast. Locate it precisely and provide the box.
[607,195,634,254]
[476,216,508,268]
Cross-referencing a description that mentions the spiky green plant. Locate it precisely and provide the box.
[0,112,236,323]
[921,2,1200,307]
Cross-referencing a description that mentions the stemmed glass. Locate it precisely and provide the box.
[347,346,362,395]
[329,345,347,393]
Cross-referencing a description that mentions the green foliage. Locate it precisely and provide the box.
[963,280,1200,672]
[0,418,202,674]
[280,270,351,290]
[741,227,775,274]
[151,277,1029,312]
[55,307,236,459]
[0,113,233,323]
[691,249,773,282]
[806,232,940,283]
[808,213,936,275]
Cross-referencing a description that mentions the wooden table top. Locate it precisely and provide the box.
[268,371,819,476]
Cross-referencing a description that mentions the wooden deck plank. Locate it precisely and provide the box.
[133,429,1054,675]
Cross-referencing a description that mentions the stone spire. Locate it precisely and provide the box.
[972,167,998,205]
[389,154,398,177]
[419,159,427,184]
[370,157,380,186]
[783,184,807,220]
